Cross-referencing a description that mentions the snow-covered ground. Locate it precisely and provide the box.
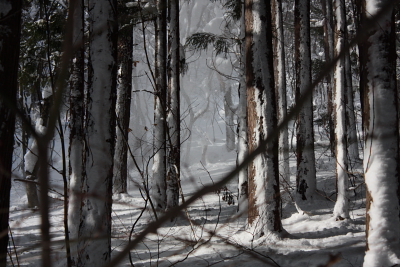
[8,137,367,267]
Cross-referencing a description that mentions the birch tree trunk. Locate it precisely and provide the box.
[362,2,400,265]
[166,0,181,210]
[246,0,284,238]
[114,24,133,194]
[295,0,316,201]
[0,1,21,264]
[152,0,168,211]
[68,0,85,263]
[332,0,349,220]
[272,0,290,185]
[75,0,117,265]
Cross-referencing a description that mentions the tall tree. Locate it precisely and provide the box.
[166,0,181,209]
[73,0,118,264]
[332,0,349,220]
[295,0,316,200]
[272,0,290,185]
[68,0,85,264]
[114,14,133,195]
[237,1,248,212]
[0,1,22,265]
[245,0,284,238]
[152,0,168,211]
[321,0,335,156]
[362,1,400,265]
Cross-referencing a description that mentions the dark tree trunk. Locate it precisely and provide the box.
[295,0,316,200]
[272,0,290,185]
[68,0,85,264]
[114,24,133,194]
[152,0,168,211]
[0,1,22,265]
[321,0,335,156]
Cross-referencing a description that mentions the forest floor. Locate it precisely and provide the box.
[8,140,367,267]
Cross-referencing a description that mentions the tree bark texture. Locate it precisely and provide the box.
[166,0,181,210]
[344,41,359,162]
[75,0,117,265]
[245,0,283,238]
[152,0,168,211]
[362,1,400,265]
[295,0,316,200]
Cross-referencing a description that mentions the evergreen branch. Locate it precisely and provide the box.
[185,32,237,56]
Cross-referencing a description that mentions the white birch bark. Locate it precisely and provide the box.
[166,0,180,210]
[295,0,316,200]
[75,0,117,265]
[332,0,349,220]
[363,1,400,265]
[152,0,167,211]
[246,0,283,238]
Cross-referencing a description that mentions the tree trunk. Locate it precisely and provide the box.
[363,2,400,265]
[217,75,236,152]
[0,1,22,265]
[272,0,290,185]
[295,0,316,201]
[166,0,181,210]
[114,24,133,194]
[321,0,335,156]
[75,0,117,265]
[68,0,85,264]
[344,40,359,163]
[152,0,168,212]
[237,3,248,212]
[332,0,349,220]
[245,0,284,238]
[24,93,52,208]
